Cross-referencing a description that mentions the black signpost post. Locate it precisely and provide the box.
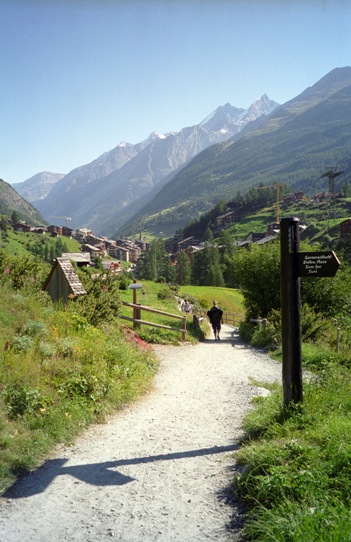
[280,217,303,406]
[280,217,340,406]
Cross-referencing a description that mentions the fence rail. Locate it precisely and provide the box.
[197,311,244,327]
[120,301,187,341]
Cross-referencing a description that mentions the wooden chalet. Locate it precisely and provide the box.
[14,222,32,233]
[237,232,267,248]
[47,225,62,236]
[215,209,238,230]
[81,243,106,257]
[177,236,200,253]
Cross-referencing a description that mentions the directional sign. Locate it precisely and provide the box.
[297,251,340,277]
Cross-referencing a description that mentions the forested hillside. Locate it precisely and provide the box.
[0,179,45,226]
[119,68,351,238]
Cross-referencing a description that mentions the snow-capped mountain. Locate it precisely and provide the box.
[17,95,279,234]
[200,94,278,135]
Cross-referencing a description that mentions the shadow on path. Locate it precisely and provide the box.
[2,443,239,499]
[204,325,250,348]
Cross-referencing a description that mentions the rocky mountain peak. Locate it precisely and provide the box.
[244,94,280,120]
[16,92,281,234]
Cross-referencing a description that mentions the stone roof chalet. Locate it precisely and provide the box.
[43,258,86,303]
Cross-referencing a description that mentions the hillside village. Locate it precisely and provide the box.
[10,189,351,272]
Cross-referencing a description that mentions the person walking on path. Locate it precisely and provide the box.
[207,300,223,340]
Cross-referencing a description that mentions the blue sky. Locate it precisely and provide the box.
[1,0,350,183]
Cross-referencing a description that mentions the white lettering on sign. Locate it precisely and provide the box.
[297,251,340,277]
[302,254,331,274]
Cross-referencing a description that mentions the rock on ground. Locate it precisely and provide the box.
[0,325,281,542]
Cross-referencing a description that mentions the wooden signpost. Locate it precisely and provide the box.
[280,218,339,406]
[129,283,143,328]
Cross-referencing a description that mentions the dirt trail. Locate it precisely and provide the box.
[0,325,281,542]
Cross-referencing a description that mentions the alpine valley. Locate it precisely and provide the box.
[10,66,351,239]
[13,95,279,236]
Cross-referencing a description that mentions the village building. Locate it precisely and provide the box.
[237,232,267,248]
[340,218,351,237]
[47,225,62,237]
[282,192,305,206]
[116,239,141,263]
[176,236,200,253]
[81,243,106,258]
[267,222,280,236]
[215,209,239,230]
[134,237,149,252]
[13,221,32,233]
[107,244,129,261]
[183,244,205,263]
[32,227,46,235]
[101,260,122,273]
[104,239,117,250]
[73,228,92,243]
[61,252,91,266]
[85,234,104,246]
[62,226,73,237]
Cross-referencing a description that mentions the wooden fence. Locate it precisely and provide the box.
[197,311,244,327]
[120,301,187,341]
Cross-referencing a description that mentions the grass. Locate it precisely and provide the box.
[118,281,193,344]
[235,351,351,541]
[0,229,82,257]
[223,196,351,247]
[1,275,232,493]
[227,210,274,240]
[179,284,245,316]
[117,281,247,343]
[0,278,159,494]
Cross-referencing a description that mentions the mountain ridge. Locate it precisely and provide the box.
[0,179,45,225]
[14,95,279,234]
[117,67,351,238]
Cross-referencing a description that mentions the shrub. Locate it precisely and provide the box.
[22,320,48,339]
[251,323,280,350]
[157,285,174,301]
[118,275,132,290]
[239,320,255,342]
[72,272,121,326]
[199,297,209,309]
[2,384,48,419]
[227,242,281,318]
[300,303,332,342]
[11,335,34,352]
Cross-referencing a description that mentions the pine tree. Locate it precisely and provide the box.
[176,252,191,286]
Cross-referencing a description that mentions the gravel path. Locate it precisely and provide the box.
[0,325,281,542]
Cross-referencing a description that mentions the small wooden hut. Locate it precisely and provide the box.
[43,258,86,303]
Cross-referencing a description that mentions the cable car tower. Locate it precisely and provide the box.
[320,169,344,196]
[320,169,344,229]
